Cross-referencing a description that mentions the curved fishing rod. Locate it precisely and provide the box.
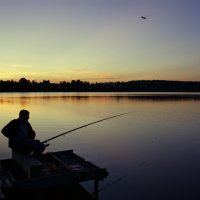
[42,112,130,144]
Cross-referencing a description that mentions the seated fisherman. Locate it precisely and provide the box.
[1,109,46,157]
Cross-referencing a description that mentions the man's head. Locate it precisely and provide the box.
[19,109,30,121]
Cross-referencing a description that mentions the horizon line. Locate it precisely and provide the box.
[1,78,200,84]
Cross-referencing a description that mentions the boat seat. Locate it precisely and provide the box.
[12,150,43,178]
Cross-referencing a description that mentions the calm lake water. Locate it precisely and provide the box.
[1,92,200,200]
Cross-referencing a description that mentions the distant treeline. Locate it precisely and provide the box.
[1,78,200,92]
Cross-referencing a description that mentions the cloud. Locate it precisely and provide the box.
[8,64,31,69]
[43,69,140,82]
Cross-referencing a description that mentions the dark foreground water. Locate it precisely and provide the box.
[0,92,200,200]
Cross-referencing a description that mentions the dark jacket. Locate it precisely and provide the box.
[1,119,36,147]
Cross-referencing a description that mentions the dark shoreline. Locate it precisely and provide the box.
[1,79,200,92]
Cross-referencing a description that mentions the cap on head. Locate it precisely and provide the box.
[19,109,30,118]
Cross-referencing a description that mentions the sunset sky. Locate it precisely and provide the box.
[0,0,200,82]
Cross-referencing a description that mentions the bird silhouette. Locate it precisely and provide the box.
[141,16,147,19]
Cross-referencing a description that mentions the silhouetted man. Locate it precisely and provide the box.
[1,109,46,157]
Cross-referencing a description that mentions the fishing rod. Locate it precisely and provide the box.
[42,112,129,144]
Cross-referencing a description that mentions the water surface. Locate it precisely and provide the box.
[0,92,200,200]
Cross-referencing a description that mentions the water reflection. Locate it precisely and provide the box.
[1,92,200,105]
[1,92,200,200]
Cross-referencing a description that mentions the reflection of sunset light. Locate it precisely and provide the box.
[1,93,200,158]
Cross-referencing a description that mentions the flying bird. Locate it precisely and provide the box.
[141,16,147,19]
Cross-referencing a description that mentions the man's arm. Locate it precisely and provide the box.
[27,122,36,139]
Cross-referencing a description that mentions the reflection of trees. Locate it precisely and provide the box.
[0,78,200,92]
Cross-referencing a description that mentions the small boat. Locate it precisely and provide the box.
[0,149,109,199]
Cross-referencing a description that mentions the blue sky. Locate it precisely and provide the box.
[0,0,200,82]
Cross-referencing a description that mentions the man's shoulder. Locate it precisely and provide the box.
[9,119,19,125]
[1,119,19,137]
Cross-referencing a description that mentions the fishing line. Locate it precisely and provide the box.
[92,174,128,195]
[98,176,123,193]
